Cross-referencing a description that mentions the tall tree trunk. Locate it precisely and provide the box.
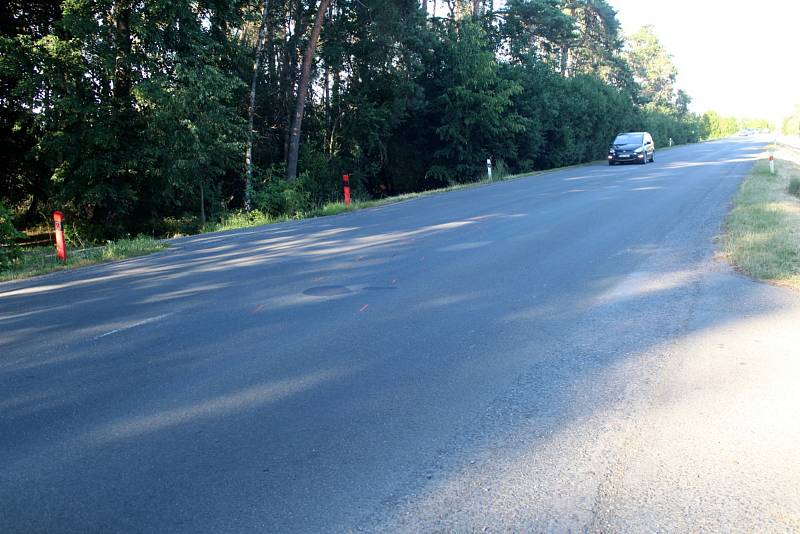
[422,0,428,16]
[266,18,276,87]
[560,4,575,77]
[323,63,330,149]
[286,0,331,181]
[329,68,339,155]
[472,0,480,18]
[245,0,271,211]
[283,0,305,162]
[112,0,132,105]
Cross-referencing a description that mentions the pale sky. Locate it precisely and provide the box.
[607,0,800,123]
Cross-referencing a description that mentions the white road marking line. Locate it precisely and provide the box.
[94,313,173,340]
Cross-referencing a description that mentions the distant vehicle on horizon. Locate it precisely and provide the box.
[608,132,655,165]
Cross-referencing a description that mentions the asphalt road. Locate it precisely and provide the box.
[2,137,799,532]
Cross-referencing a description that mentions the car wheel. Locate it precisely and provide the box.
[640,153,647,165]
[650,152,655,162]
[609,161,614,166]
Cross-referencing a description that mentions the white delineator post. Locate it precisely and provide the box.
[769,152,775,174]
[486,158,492,180]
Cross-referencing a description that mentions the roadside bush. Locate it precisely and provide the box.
[252,177,312,218]
[788,177,800,197]
[0,203,24,269]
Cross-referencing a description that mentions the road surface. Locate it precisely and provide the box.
[2,137,799,532]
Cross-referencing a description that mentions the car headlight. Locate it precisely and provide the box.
[634,147,644,153]
[609,149,615,154]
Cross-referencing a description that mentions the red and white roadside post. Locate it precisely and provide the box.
[486,158,493,180]
[343,174,351,207]
[52,210,67,262]
[769,152,775,174]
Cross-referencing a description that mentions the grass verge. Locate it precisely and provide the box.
[0,235,166,282]
[723,144,800,289]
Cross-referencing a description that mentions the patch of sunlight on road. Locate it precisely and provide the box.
[438,241,492,252]
[301,220,479,256]
[0,273,129,298]
[594,307,800,531]
[183,218,483,275]
[138,283,232,304]
[664,154,761,170]
[0,390,54,412]
[594,269,699,306]
[86,367,353,444]
[411,291,488,311]
[0,300,104,322]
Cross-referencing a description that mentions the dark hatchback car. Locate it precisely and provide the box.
[608,132,655,165]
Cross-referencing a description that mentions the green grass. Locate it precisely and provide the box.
[201,210,292,233]
[723,145,800,289]
[0,235,167,282]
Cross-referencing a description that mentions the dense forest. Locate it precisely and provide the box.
[0,0,762,241]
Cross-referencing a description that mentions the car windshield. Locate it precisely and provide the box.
[613,133,643,145]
